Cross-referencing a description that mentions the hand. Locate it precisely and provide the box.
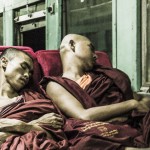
[107,116,128,123]
[133,92,150,112]
[29,113,64,129]
[136,99,150,113]
[133,92,143,101]
[134,92,150,108]
[140,96,150,108]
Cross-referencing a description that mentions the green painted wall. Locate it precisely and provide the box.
[113,0,141,91]
[3,10,14,45]
[46,0,62,50]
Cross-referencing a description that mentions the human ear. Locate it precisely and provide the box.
[69,40,75,52]
[1,57,8,70]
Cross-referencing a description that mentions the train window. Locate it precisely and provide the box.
[141,0,150,90]
[0,13,3,45]
[14,2,45,51]
[23,27,45,51]
[64,0,112,59]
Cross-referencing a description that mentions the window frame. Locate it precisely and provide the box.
[141,0,150,90]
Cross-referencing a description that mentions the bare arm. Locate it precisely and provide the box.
[125,147,150,150]
[0,132,14,145]
[0,113,63,140]
[0,118,46,133]
[46,81,139,121]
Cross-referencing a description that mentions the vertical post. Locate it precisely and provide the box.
[46,0,62,50]
[112,0,117,68]
[114,0,141,91]
[3,7,14,45]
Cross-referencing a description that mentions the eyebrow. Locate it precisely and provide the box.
[88,43,95,51]
[23,62,33,74]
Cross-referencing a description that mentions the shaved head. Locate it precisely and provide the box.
[60,34,90,50]
[59,34,97,73]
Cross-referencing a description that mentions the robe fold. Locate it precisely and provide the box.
[40,65,150,150]
[0,90,68,150]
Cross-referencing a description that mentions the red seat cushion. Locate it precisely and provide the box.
[36,50,112,77]
[36,50,62,76]
[96,51,112,67]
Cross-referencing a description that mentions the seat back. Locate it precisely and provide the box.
[0,47,112,91]
[36,50,112,77]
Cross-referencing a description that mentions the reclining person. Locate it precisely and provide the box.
[0,48,68,149]
[40,34,150,150]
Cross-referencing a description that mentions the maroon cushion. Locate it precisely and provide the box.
[36,50,112,77]
[35,50,62,76]
[96,51,112,67]
[0,46,41,91]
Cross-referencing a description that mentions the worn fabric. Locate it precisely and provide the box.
[0,90,68,150]
[40,65,150,150]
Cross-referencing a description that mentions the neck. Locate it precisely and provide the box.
[62,66,85,82]
[0,83,18,98]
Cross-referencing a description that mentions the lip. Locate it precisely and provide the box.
[20,78,27,85]
[92,59,96,65]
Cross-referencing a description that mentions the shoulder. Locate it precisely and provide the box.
[93,65,130,81]
[20,89,45,101]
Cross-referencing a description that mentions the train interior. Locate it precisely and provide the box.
[0,0,149,93]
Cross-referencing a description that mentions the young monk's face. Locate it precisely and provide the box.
[4,53,33,91]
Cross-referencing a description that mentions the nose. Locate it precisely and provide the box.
[24,71,30,80]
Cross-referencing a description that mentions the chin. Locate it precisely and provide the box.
[14,84,24,92]
[85,66,93,71]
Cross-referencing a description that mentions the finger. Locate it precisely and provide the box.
[53,113,62,118]
[38,119,62,125]
[55,116,63,121]
[52,124,62,129]
[54,118,64,125]
[44,113,62,119]
[54,121,63,126]
[51,124,62,129]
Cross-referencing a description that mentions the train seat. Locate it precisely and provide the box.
[0,46,112,91]
[35,50,63,77]
[35,50,112,78]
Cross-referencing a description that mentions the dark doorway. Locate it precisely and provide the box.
[23,27,45,52]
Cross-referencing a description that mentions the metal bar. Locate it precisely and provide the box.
[14,10,46,23]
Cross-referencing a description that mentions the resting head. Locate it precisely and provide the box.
[60,34,97,72]
[0,48,34,92]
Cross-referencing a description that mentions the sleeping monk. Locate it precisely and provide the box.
[0,48,68,149]
[40,34,150,150]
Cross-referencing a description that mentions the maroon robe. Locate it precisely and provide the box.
[0,90,68,150]
[40,65,150,150]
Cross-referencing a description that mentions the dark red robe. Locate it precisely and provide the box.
[0,90,68,150]
[40,65,150,150]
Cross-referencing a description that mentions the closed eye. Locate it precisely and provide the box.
[21,62,33,78]
[21,64,27,70]
[88,43,95,52]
